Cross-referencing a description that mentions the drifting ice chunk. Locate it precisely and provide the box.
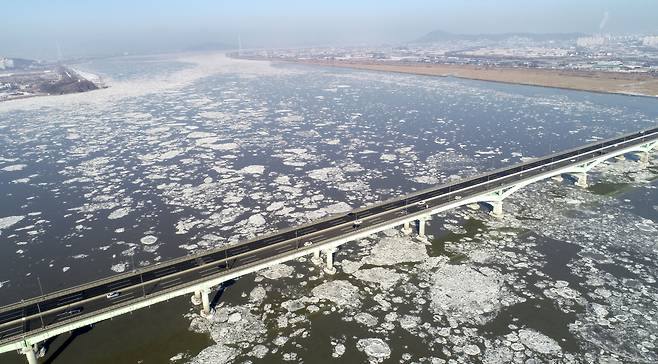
[353,267,403,290]
[108,207,131,220]
[239,165,265,175]
[517,329,562,355]
[362,235,428,266]
[311,280,361,306]
[0,215,24,230]
[356,338,391,361]
[140,235,158,245]
[1,164,27,171]
[429,265,513,325]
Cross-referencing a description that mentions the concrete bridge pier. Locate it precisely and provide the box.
[323,248,337,275]
[637,151,649,164]
[200,288,212,318]
[574,172,588,188]
[311,250,323,266]
[191,290,202,306]
[402,221,412,235]
[417,216,429,241]
[21,345,37,364]
[489,201,503,218]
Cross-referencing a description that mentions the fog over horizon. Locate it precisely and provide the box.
[2,0,658,60]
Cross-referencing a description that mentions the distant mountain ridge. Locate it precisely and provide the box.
[415,30,587,43]
[184,42,235,52]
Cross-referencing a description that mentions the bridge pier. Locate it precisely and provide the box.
[637,151,649,164]
[21,345,37,364]
[191,290,202,306]
[323,248,337,275]
[417,216,429,241]
[200,288,212,318]
[489,201,503,218]
[311,250,323,266]
[402,221,412,235]
[575,172,588,188]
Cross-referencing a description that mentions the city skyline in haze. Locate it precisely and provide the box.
[2,0,658,60]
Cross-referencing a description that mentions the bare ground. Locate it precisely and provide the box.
[274,59,658,97]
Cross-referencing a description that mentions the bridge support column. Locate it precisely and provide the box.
[311,250,322,266]
[637,151,649,164]
[323,248,337,275]
[575,172,588,188]
[191,290,202,306]
[402,221,412,235]
[417,216,429,241]
[489,201,503,218]
[200,288,212,318]
[21,345,37,364]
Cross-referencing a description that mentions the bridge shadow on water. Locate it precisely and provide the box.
[210,279,236,308]
[42,325,93,364]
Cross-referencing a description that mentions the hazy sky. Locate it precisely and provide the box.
[2,0,658,59]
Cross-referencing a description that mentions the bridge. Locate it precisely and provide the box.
[1,126,657,363]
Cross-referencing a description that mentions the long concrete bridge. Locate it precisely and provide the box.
[1,127,657,363]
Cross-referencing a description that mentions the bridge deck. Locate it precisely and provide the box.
[1,126,657,351]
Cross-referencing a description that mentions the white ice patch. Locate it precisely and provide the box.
[517,329,562,355]
[323,202,352,214]
[140,235,158,245]
[247,214,266,227]
[107,207,131,220]
[430,265,515,325]
[0,216,24,230]
[239,165,265,175]
[187,344,239,364]
[353,267,403,290]
[356,338,391,361]
[260,264,294,280]
[110,263,127,273]
[187,131,216,139]
[1,164,26,171]
[361,235,428,266]
[311,280,361,306]
[307,167,345,182]
[354,312,378,327]
[249,286,266,303]
[211,143,239,151]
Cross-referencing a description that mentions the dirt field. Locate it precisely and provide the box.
[286,59,658,97]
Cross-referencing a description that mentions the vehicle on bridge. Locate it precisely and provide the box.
[106,291,121,299]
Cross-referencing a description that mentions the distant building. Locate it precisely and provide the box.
[642,36,658,47]
[577,36,606,48]
[0,58,15,70]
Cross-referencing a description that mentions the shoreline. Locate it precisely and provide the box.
[239,56,658,98]
[0,66,106,104]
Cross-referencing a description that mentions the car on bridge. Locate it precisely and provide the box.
[106,291,121,299]
[352,219,363,228]
[416,200,429,208]
[59,308,82,317]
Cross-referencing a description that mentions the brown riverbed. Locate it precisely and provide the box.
[255,57,658,97]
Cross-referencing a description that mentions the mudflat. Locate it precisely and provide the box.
[288,59,658,97]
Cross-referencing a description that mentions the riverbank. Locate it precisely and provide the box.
[0,66,104,103]
[249,57,658,98]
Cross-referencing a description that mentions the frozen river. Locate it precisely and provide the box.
[0,53,657,363]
